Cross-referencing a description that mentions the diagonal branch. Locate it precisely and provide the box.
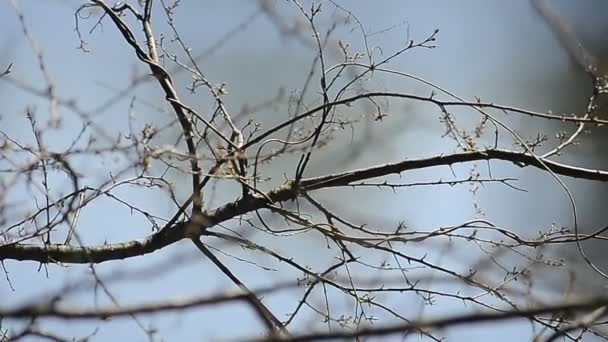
[89,0,204,215]
[190,238,289,337]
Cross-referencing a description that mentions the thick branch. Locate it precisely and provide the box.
[0,220,191,263]
[1,149,606,264]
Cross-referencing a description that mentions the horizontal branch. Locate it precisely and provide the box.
[257,298,608,342]
[0,283,293,319]
[0,220,190,263]
[244,92,608,150]
[300,148,608,191]
[0,183,296,264]
[1,149,606,264]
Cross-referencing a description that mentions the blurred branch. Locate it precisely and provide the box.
[531,0,600,77]
[0,282,296,319]
[0,63,11,77]
[256,300,608,342]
